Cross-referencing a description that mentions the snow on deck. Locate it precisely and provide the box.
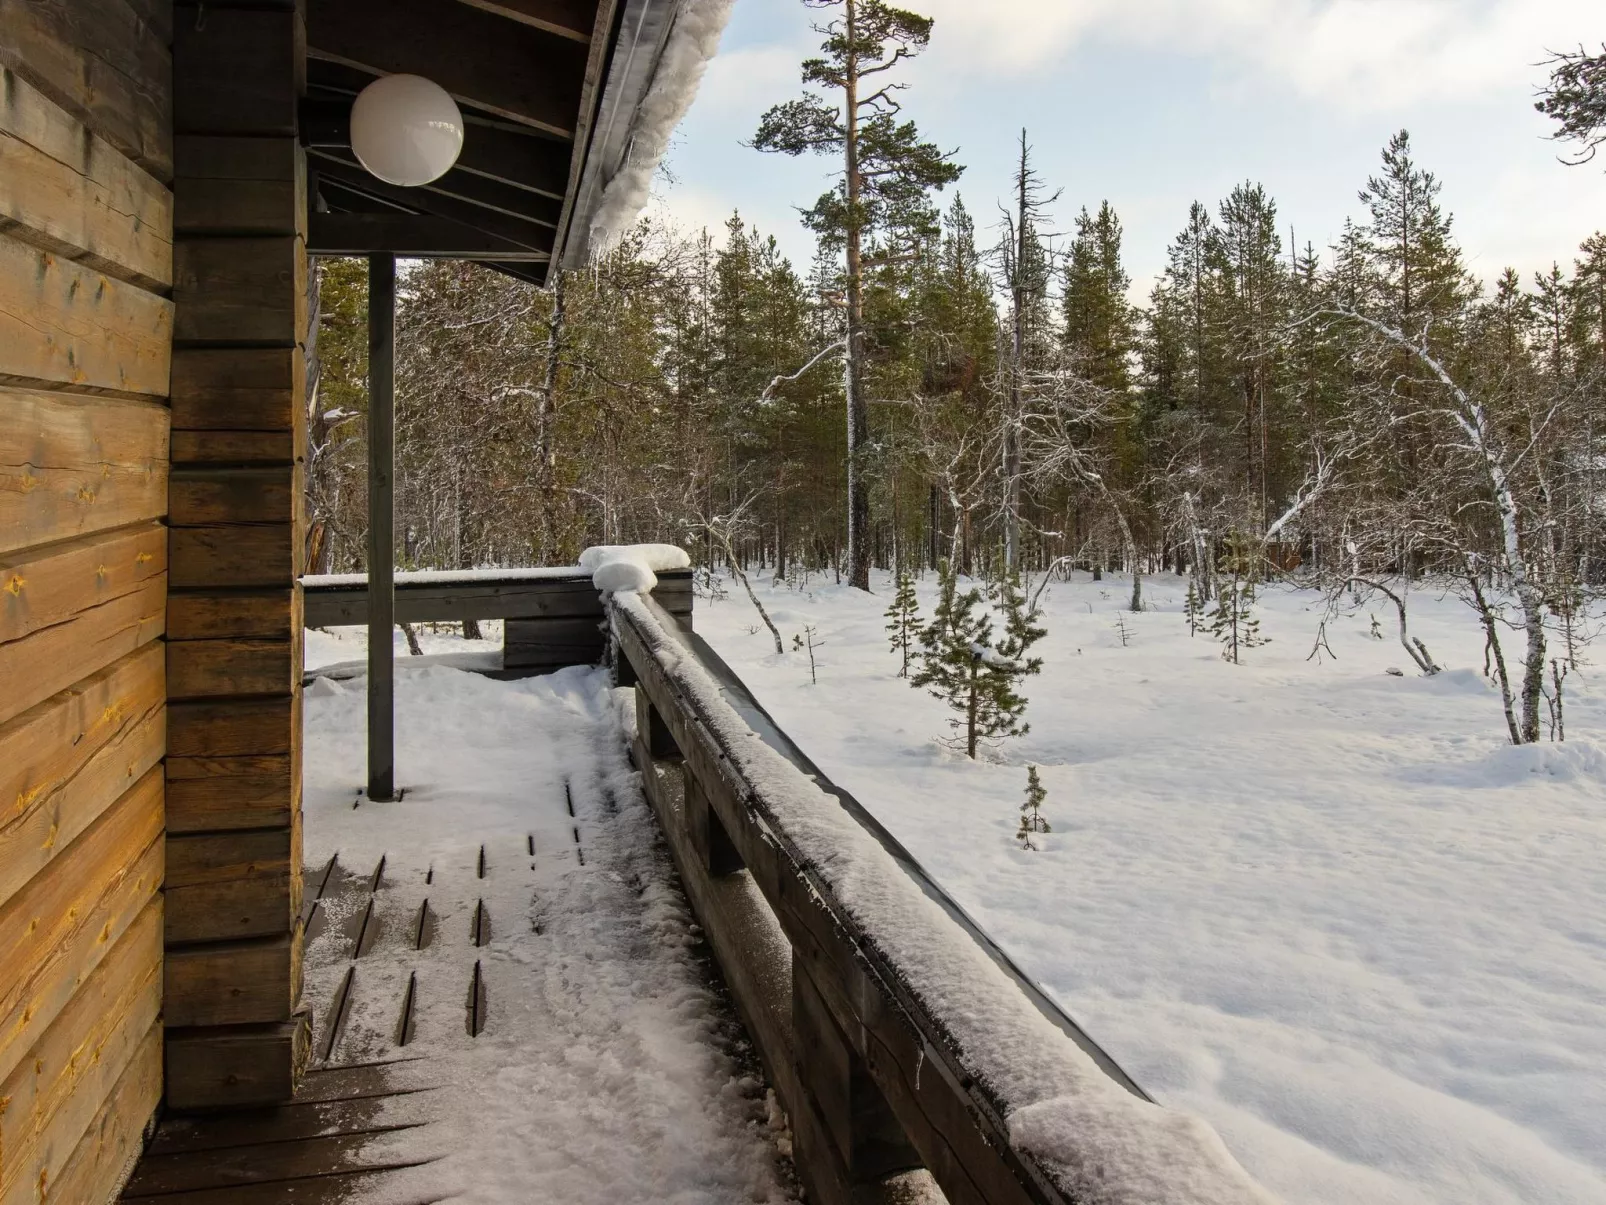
[299,662,795,1203]
[694,570,1606,1205]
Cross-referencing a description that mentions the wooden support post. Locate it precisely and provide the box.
[635,685,680,761]
[791,956,923,1200]
[166,0,309,1108]
[366,252,396,802]
[685,768,743,877]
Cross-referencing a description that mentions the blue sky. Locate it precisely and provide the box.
[655,0,1603,301]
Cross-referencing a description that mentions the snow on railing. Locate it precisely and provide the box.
[613,589,1276,1205]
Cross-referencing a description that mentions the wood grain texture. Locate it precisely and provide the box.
[0,643,164,907]
[170,346,303,431]
[0,896,163,1204]
[165,932,302,1027]
[172,235,306,347]
[0,769,162,1088]
[0,567,165,730]
[0,521,165,643]
[170,523,297,589]
[165,821,300,943]
[0,389,168,555]
[0,234,173,397]
[170,427,299,465]
[166,753,297,834]
[167,588,299,641]
[175,135,304,237]
[163,1015,311,1112]
[168,636,298,698]
[0,67,173,290]
[172,5,304,137]
[169,464,301,526]
[48,1018,161,1205]
[168,694,299,759]
[0,0,173,180]
[0,572,164,728]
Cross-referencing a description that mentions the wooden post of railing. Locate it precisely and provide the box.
[792,959,923,1200]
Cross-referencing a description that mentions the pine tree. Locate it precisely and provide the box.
[992,570,1046,675]
[1183,578,1204,636]
[884,567,922,676]
[1017,764,1050,850]
[753,0,962,591]
[1208,530,1266,664]
[913,560,1041,757]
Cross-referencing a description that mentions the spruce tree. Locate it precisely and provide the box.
[884,567,922,676]
[1017,764,1051,850]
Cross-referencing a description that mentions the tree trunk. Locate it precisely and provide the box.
[843,0,871,591]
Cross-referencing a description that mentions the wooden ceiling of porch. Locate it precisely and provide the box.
[303,0,633,285]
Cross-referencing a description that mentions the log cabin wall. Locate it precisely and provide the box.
[163,0,310,1109]
[0,0,174,1198]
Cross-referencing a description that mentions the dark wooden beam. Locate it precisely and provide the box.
[311,147,561,227]
[453,0,595,43]
[310,154,557,252]
[308,213,549,260]
[307,0,587,138]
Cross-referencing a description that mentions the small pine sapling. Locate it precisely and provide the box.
[1017,764,1051,850]
[1208,530,1268,665]
[1183,579,1204,636]
[1113,614,1134,647]
[792,625,823,684]
[884,568,922,678]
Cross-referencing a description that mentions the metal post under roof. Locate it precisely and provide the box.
[367,252,397,802]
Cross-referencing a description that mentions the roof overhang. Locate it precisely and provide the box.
[302,0,718,285]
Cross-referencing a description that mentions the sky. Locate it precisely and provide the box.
[653,0,1604,302]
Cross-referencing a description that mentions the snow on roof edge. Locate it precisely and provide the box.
[586,0,736,254]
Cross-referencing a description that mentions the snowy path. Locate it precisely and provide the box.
[694,571,1606,1205]
[299,664,795,1204]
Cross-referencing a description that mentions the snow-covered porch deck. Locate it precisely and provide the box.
[120,660,794,1204]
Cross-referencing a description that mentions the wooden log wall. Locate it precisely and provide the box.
[164,0,310,1109]
[0,0,173,1198]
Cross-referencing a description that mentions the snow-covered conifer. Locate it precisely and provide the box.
[914,560,1042,758]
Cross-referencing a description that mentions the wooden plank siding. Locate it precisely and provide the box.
[0,0,174,1198]
[164,0,310,1106]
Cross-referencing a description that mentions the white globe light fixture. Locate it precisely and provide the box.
[349,74,464,187]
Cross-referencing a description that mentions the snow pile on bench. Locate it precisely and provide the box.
[582,544,691,596]
[614,592,1278,1205]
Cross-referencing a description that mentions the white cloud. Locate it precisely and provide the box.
[918,0,1597,110]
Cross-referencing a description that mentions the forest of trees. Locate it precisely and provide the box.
[305,5,1605,746]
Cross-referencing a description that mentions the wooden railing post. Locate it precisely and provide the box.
[792,955,923,1199]
[684,769,744,877]
[635,685,680,761]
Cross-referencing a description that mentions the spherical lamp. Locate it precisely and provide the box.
[349,74,464,187]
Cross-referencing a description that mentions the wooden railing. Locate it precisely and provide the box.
[611,591,1273,1205]
[301,567,692,673]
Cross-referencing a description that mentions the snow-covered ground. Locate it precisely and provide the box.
[299,659,795,1203]
[692,570,1606,1205]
